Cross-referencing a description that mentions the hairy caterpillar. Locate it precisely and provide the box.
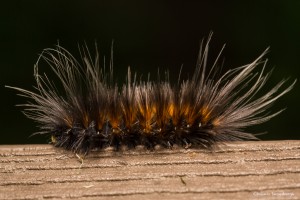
[7,35,296,155]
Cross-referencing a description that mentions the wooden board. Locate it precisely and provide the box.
[1,141,300,199]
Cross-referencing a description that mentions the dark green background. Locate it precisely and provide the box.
[1,1,299,144]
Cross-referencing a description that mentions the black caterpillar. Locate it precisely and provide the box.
[7,35,296,155]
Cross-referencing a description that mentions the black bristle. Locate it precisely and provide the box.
[7,34,296,155]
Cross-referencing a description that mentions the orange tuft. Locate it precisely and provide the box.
[82,113,89,128]
[200,105,211,124]
[212,118,221,126]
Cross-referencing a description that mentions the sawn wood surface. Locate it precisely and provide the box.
[0,141,299,199]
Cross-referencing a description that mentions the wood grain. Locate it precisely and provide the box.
[0,141,300,200]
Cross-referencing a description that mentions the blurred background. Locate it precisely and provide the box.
[1,1,299,144]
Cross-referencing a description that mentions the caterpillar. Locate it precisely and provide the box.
[7,35,296,155]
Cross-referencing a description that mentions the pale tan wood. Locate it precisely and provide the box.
[0,141,300,200]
